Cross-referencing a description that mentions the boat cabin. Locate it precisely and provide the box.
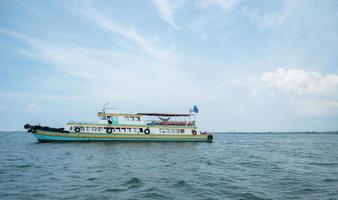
[65,111,198,135]
[96,112,195,127]
[97,112,144,126]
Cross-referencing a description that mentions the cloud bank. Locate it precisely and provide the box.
[262,68,338,97]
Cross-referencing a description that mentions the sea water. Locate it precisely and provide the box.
[0,132,338,200]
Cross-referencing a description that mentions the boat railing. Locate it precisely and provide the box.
[67,121,98,125]
[146,120,195,126]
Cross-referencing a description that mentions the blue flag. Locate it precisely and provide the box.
[192,105,199,113]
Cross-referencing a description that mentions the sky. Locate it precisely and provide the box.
[1,0,338,132]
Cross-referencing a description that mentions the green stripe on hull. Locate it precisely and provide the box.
[32,130,212,142]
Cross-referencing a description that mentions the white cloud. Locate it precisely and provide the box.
[24,103,41,113]
[0,29,204,106]
[241,1,290,28]
[262,68,338,96]
[214,68,338,117]
[261,68,338,117]
[0,28,43,48]
[199,0,239,11]
[152,0,181,29]
[215,73,261,96]
[74,6,175,63]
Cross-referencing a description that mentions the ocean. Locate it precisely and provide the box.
[0,132,338,200]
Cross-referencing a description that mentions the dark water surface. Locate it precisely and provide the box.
[1,132,338,200]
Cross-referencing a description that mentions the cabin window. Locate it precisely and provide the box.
[122,128,126,132]
[180,129,185,133]
[139,128,143,133]
[130,117,134,121]
[80,127,85,131]
[85,127,90,131]
[92,127,97,131]
[116,127,120,132]
[98,127,102,132]
[159,128,164,133]
[69,126,73,130]
[135,117,140,121]
[127,128,131,132]
[101,116,106,120]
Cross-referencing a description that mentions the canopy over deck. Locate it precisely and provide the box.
[137,113,190,117]
[97,112,191,117]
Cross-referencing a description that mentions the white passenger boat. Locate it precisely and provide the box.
[24,106,213,142]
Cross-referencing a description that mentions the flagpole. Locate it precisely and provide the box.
[195,113,196,127]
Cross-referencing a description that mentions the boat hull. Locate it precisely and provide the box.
[32,130,213,142]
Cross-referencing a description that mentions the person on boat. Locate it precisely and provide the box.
[107,116,112,125]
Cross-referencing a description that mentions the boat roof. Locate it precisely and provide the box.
[97,112,190,117]
[137,113,190,117]
[97,112,139,117]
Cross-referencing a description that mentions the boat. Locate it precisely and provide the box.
[24,106,213,142]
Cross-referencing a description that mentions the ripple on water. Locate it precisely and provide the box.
[171,180,189,188]
[95,169,104,173]
[102,188,127,193]
[238,192,272,200]
[6,157,24,162]
[86,177,98,181]
[309,162,338,167]
[16,164,31,168]
[323,178,338,183]
[139,187,168,200]
[122,177,143,189]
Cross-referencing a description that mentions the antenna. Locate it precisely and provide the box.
[102,102,118,113]
[102,102,108,113]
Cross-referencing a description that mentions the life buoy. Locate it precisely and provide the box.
[106,128,112,134]
[207,135,213,142]
[74,127,80,132]
[144,128,150,134]
[192,130,197,135]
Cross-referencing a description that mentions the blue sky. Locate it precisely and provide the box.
[1,0,338,131]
